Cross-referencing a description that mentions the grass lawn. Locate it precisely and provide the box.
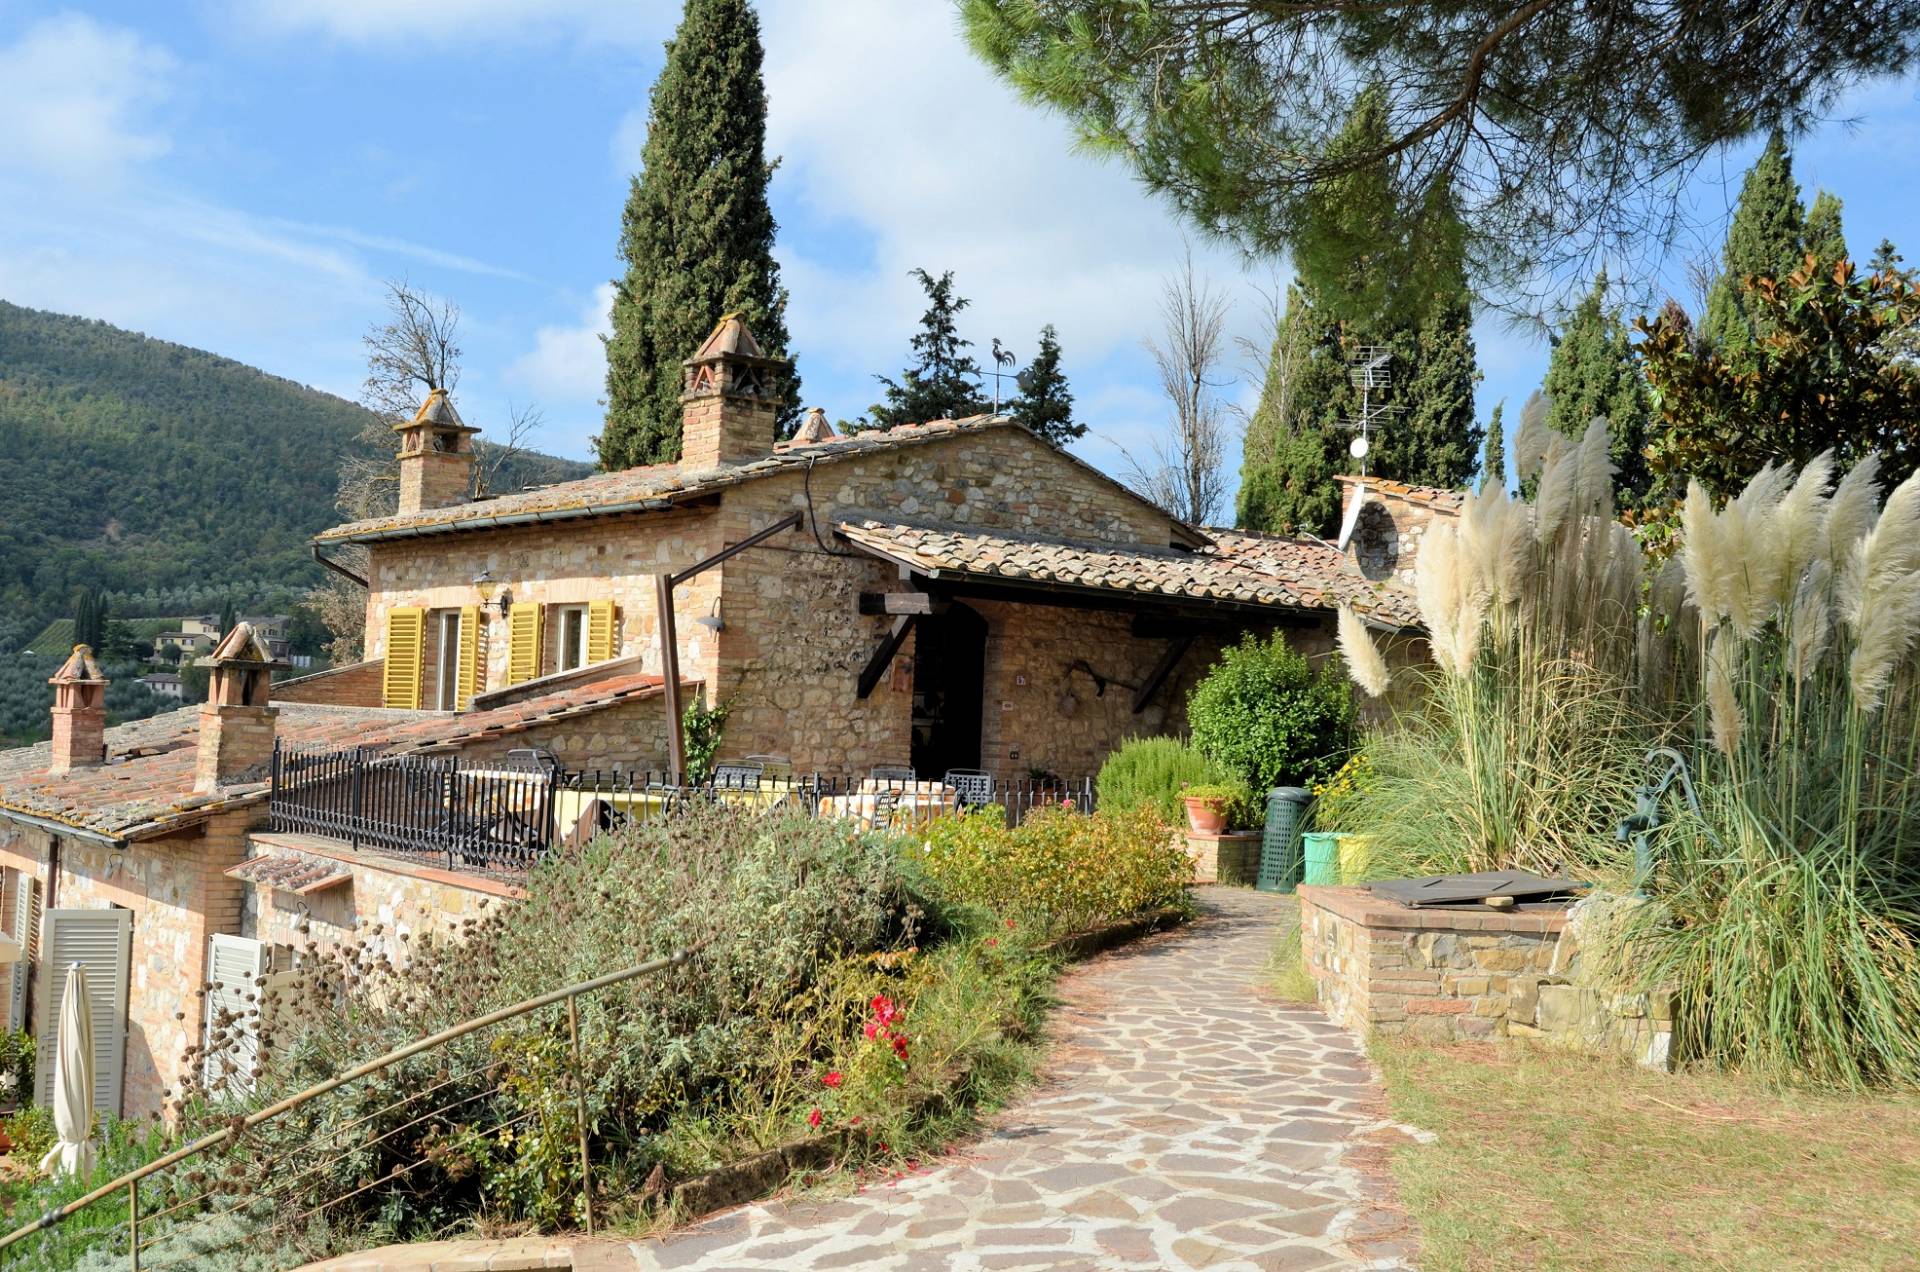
[1373,1039,1920,1271]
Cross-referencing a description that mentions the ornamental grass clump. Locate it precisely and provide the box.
[1629,455,1920,1087]
[1336,412,1653,879]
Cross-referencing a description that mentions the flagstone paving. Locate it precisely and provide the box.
[311,888,1418,1272]
[617,887,1417,1271]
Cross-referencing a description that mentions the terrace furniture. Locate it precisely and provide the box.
[819,778,958,830]
[943,768,995,808]
[711,762,765,790]
[870,764,916,785]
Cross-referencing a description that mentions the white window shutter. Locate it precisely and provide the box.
[6,875,41,1033]
[203,935,270,1097]
[34,908,132,1117]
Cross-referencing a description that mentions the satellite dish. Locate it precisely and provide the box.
[1335,483,1368,553]
[1349,435,1370,460]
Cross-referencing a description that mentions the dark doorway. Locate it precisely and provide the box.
[911,601,987,778]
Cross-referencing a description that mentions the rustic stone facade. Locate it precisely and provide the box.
[1298,884,1674,1069]
[0,809,254,1119]
[242,834,519,972]
[1335,476,1460,589]
[1183,830,1260,886]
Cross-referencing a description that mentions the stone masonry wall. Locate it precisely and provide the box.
[243,834,519,973]
[0,810,256,1119]
[1298,885,1674,1069]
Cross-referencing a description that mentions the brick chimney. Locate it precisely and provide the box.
[47,645,108,775]
[193,624,287,792]
[790,406,836,445]
[679,314,785,469]
[394,388,480,515]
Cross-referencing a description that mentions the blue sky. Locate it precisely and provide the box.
[2,1,1917,517]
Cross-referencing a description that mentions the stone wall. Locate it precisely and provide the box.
[242,834,519,971]
[1184,830,1259,886]
[422,692,677,774]
[273,659,385,707]
[0,810,255,1119]
[1298,885,1673,1069]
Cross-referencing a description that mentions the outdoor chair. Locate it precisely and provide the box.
[870,764,916,787]
[868,785,902,830]
[943,768,995,808]
[711,761,765,790]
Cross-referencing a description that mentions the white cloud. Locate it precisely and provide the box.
[0,14,176,184]
[223,0,668,47]
[507,282,614,404]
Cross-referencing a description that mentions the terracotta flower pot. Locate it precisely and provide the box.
[1184,796,1228,834]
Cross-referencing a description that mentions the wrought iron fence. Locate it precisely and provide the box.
[270,743,1097,872]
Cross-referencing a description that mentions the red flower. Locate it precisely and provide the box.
[850,1116,863,1126]
[891,1034,910,1061]
[823,1070,844,1089]
[876,1142,889,1153]
[863,1021,880,1040]
[985,937,998,948]
[807,1107,823,1129]
[870,994,900,1027]
[1005,918,1016,930]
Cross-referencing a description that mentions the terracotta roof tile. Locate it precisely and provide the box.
[834,520,1419,626]
[316,416,1013,544]
[1332,473,1467,514]
[225,854,350,894]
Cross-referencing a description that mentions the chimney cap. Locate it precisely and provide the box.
[49,645,107,686]
[683,313,779,367]
[393,386,480,434]
[791,407,837,445]
[194,623,289,673]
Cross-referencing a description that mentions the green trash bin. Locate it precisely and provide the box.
[1258,787,1312,892]
[1302,831,1343,886]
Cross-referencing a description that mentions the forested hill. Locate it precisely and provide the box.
[0,301,591,632]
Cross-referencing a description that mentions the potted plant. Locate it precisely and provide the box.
[1182,782,1243,834]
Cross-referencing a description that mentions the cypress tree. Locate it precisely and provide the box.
[1237,288,1337,532]
[871,270,991,425]
[1009,324,1081,446]
[1541,270,1655,505]
[600,0,798,470]
[1480,401,1506,493]
[1804,190,1848,267]
[1703,132,1804,358]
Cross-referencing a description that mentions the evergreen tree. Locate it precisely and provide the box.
[871,270,991,425]
[1008,324,1081,446]
[1804,190,1849,266]
[218,596,238,637]
[71,587,106,651]
[599,0,798,469]
[1541,270,1655,505]
[1480,401,1506,493]
[1389,281,1482,490]
[1237,289,1348,533]
[1703,132,1804,358]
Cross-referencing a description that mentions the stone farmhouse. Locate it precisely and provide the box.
[0,315,1454,1122]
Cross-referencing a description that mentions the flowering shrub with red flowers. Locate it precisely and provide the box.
[914,803,1193,939]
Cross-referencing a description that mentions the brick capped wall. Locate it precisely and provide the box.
[273,659,386,707]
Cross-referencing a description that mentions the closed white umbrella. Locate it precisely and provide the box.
[37,963,96,1179]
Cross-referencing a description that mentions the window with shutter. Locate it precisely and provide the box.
[507,602,543,684]
[204,934,270,1097]
[34,908,132,1116]
[456,605,482,709]
[586,600,617,665]
[7,875,41,1033]
[383,607,426,709]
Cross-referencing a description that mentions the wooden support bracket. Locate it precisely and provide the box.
[856,615,916,700]
[1131,635,1194,714]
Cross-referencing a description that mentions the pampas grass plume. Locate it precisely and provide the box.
[1514,390,1551,481]
[1337,604,1392,698]
[1789,559,1833,683]
[1826,452,1882,572]
[1680,479,1733,628]
[1772,451,1834,603]
[1848,570,1920,712]
[1575,417,1616,517]
[1534,447,1578,545]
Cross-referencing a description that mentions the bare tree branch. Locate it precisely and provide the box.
[1122,246,1235,525]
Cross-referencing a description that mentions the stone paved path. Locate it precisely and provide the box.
[618,888,1416,1271]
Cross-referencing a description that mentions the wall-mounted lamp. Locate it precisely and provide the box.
[495,588,514,620]
[694,597,724,633]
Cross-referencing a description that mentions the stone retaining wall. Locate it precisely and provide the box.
[1183,830,1260,886]
[1298,884,1673,1069]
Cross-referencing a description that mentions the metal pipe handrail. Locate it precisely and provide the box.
[0,948,694,1255]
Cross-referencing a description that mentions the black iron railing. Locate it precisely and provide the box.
[269,743,1097,874]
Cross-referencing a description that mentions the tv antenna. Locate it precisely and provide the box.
[1334,346,1398,552]
[989,338,1018,413]
[1339,346,1398,478]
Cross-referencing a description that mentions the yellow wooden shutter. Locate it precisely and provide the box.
[455,606,481,709]
[507,602,543,685]
[586,600,616,665]
[382,607,425,709]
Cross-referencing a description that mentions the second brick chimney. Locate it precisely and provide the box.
[394,388,480,515]
[679,314,786,469]
[194,624,287,792]
[48,645,108,775]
